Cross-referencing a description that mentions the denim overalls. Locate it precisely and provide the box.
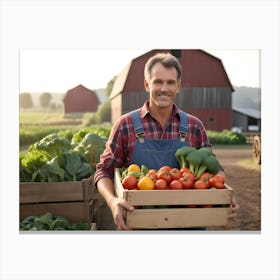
[130,110,206,230]
[130,110,189,170]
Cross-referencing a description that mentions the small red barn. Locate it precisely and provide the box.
[64,84,100,114]
[110,49,234,131]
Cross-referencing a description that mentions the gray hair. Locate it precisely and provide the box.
[144,52,182,81]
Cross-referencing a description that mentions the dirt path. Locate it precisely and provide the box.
[211,145,261,231]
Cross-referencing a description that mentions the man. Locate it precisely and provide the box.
[94,52,239,230]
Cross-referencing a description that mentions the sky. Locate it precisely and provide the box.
[19,49,260,93]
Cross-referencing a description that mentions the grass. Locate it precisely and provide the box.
[212,144,252,149]
[236,158,261,172]
[19,110,85,125]
[20,111,64,124]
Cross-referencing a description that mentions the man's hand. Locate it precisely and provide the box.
[109,197,134,230]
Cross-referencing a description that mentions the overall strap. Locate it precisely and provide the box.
[179,111,188,142]
[130,110,145,143]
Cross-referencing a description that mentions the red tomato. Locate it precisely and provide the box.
[215,174,225,183]
[157,170,172,184]
[185,205,197,208]
[179,174,194,189]
[155,179,168,190]
[180,167,191,174]
[147,173,158,182]
[193,179,209,190]
[213,182,225,189]
[209,174,225,188]
[122,175,138,190]
[159,165,172,172]
[169,179,183,190]
[184,172,195,182]
[199,172,213,182]
[170,168,182,180]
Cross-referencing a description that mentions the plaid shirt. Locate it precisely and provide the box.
[94,101,211,184]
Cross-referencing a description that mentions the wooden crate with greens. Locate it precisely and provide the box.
[20,178,95,225]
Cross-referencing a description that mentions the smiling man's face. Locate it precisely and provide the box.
[144,62,181,109]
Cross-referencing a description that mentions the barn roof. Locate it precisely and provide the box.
[110,49,234,99]
[233,107,261,119]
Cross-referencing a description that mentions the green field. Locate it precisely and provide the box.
[19,110,83,124]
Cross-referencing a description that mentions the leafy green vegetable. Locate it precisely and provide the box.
[71,129,89,145]
[186,149,205,175]
[20,133,94,182]
[29,133,71,160]
[49,218,69,230]
[183,147,221,178]
[20,213,91,231]
[46,157,65,182]
[201,155,220,176]
[175,146,196,168]
[21,150,48,176]
[63,151,92,181]
[73,132,107,170]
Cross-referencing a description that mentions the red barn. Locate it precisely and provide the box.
[64,84,100,113]
[110,49,234,131]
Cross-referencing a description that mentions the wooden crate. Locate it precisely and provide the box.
[20,178,95,224]
[114,169,233,229]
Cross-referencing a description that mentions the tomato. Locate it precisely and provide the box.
[193,179,209,189]
[122,175,138,190]
[169,179,183,190]
[155,179,168,190]
[213,182,225,189]
[159,165,172,172]
[185,205,197,208]
[215,174,225,183]
[147,169,157,176]
[157,170,172,184]
[199,172,213,182]
[184,172,195,182]
[138,176,155,190]
[179,173,194,189]
[180,167,191,174]
[146,173,158,182]
[200,205,213,208]
[170,168,182,180]
[127,164,141,173]
[209,174,225,188]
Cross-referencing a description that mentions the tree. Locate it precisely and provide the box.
[19,93,33,109]
[40,92,52,108]
[106,76,117,97]
[98,100,111,123]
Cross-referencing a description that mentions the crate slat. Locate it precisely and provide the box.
[124,186,232,206]
[20,202,89,223]
[20,181,84,203]
[127,208,231,229]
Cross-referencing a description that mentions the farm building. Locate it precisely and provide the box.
[232,107,261,132]
[64,84,100,114]
[110,49,234,131]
